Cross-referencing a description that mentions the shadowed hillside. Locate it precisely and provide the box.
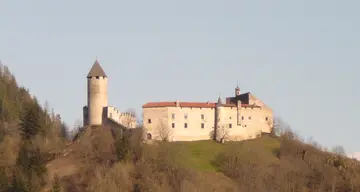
[0,63,69,192]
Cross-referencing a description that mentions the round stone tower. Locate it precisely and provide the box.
[215,96,224,141]
[86,60,108,126]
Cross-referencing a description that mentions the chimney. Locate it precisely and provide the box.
[176,100,180,107]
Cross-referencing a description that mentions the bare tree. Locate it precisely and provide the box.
[120,108,137,128]
[267,116,287,137]
[331,145,346,156]
[216,123,229,143]
[155,120,173,142]
[70,119,83,140]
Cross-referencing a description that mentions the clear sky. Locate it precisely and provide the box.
[0,0,359,153]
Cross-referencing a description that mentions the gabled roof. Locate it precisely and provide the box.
[87,60,107,78]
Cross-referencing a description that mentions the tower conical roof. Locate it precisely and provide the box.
[217,96,222,106]
[87,60,107,78]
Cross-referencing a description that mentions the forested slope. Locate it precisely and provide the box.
[0,62,68,192]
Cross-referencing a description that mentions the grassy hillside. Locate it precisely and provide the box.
[43,129,360,192]
[169,136,279,172]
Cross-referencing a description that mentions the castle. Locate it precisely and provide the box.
[142,86,274,142]
[82,60,137,129]
[82,60,273,142]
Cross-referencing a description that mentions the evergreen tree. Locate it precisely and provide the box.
[52,174,62,192]
[0,168,9,192]
[19,101,44,140]
[16,141,47,191]
[8,171,28,192]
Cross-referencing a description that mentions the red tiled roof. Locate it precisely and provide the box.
[142,102,216,108]
[142,101,260,108]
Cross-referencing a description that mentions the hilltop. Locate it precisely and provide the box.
[1,63,360,192]
[42,127,360,192]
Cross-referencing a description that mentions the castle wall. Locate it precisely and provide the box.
[219,106,272,141]
[143,107,169,140]
[106,106,137,128]
[87,76,108,125]
[166,107,216,141]
[142,104,273,142]
[83,106,89,126]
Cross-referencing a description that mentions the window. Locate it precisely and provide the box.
[265,117,268,121]
[96,76,99,79]
[172,123,175,128]
[201,123,204,129]
[229,116,232,119]
[241,116,244,120]
[229,124,232,128]
[248,116,251,120]
[184,113,188,119]
[184,123,188,128]
[172,113,175,119]
[148,119,152,123]
[201,114,204,120]
[244,125,247,127]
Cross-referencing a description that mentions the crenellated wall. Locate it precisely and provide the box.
[106,106,137,128]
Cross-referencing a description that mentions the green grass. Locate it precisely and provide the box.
[166,135,280,172]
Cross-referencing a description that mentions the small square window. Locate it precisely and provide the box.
[248,116,251,120]
[201,123,204,129]
[229,124,232,128]
[96,76,99,79]
[184,123,188,128]
[201,114,204,119]
[229,116,232,119]
[265,117,268,121]
[172,123,175,128]
[148,119,152,123]
[241,116,244,120]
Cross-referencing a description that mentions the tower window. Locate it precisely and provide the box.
[201,114,204,120]
[229,124,232,128]
[201,123,204,129]
[172,113,175,119]
[172,123,175,128]
[184,123,188,128]
[148,119,152,124]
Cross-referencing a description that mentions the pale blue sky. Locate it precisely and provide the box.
[1,0,359,153]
